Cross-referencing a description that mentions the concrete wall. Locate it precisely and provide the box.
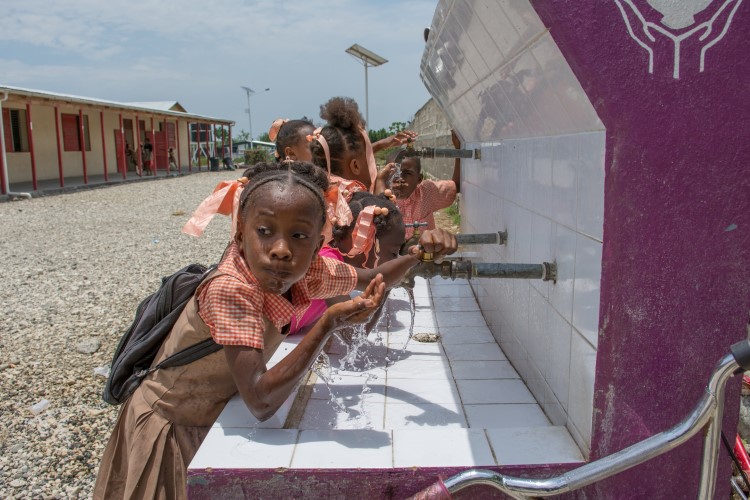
[422,0,749,497]
[409,98,455,180]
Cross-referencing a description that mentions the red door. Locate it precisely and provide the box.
[114,130,125,173]
[154,131,168,170]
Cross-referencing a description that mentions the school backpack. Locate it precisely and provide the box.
[102,263,223,405]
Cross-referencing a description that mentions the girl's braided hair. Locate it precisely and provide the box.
[274,118,314,161]
[332,191,402,241]
[309,97,366,175]
[238,161,329,227]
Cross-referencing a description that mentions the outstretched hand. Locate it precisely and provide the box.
[325,274,386,330]
[372,130,419,153]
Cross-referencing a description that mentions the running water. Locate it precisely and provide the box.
[400,287,417,350]
[312,351,347,413]
[311,317,389,427]
[388,163,402,186]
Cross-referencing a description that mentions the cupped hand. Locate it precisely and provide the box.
[325,274,386,330]
[377,162,397,182]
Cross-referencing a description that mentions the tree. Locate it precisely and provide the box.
[256,132,271,143]
[368,127,389,143]
[234,130,250,142]
[388,121,408,135]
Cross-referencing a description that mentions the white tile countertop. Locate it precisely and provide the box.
[189,277,583,472]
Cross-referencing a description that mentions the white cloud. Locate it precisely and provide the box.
[0,0,437,130]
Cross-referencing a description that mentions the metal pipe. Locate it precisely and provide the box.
[401,146,481,160]
[455,231,507,246]
[427,349,740,498]
[407,259,556,283]
[0,91,32,199]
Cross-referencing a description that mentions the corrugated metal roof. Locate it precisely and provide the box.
[0,85,232,124]
[124,101,188,113]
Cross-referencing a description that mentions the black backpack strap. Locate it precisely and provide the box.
[133,267,226,380]
[135,338,223,378]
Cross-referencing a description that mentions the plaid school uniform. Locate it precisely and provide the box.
[198,242,357,348]
[395,179,457,240]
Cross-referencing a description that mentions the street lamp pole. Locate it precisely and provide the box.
[240,86,270,144]
[345,44,387,130]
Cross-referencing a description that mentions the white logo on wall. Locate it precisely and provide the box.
[614,0,743,78]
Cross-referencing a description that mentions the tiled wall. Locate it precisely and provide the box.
[420,0,605,453]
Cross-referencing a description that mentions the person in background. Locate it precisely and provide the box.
[168,148,178,171]
[375,130,462,240]
[142,137,154,176]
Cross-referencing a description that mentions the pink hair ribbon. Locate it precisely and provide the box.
[307,127,331,176]
[268,118,289,142]
[359,127,378,193]
[182,177,248,238]
[346,205,382,268]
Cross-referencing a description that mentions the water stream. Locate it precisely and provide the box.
[309,285,420,428]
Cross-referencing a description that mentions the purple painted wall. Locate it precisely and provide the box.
[531,1,750,497]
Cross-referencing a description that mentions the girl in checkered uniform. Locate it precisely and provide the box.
[95,163,453,500]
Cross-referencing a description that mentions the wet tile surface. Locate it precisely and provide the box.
[190,280,583,471]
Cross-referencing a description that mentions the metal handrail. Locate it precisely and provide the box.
[411,339,750,499]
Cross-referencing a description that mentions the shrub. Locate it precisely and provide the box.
[244,148,271,165]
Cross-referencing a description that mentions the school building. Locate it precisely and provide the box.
[0,85,234,196]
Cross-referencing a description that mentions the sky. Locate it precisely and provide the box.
[0,0,437,137]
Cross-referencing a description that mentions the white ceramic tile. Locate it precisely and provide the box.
[435,310,488,328]
[530,148,554,219]
[530,34,603,132]
[551,135,579,230]
[443,342,506,361]
[299,398,386,431]
[567,330,597,447]
[292,430,393,468]
[513,207,533,264]
[385,402,467,429]
[386,377,461,406]
[526,288,549,373]
[387,306,437,332]
[429,283,475,298]
[431,296,480,312]
[546,309,572,409]
[393,428,494,467]
[387,339,444,361]
[550,224,577,323]
[572,234,602,347]
[450,360,520,380]
[309,374,387,404]
[464,403,551,428]
[474,0,519,61]
[457,379,536,404]
[213,393,293,429]
[386,356,450,378]
[189,428,298,469]
[576,132,605,241]
[440,328,495,345]
[487,426,584,465]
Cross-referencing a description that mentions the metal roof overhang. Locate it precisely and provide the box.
[0,85,234,125]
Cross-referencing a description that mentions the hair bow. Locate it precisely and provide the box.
[346,205,385,268]
[268,118,289,142]
[182,177,249,238]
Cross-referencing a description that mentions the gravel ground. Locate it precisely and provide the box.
[0,171,239,499]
